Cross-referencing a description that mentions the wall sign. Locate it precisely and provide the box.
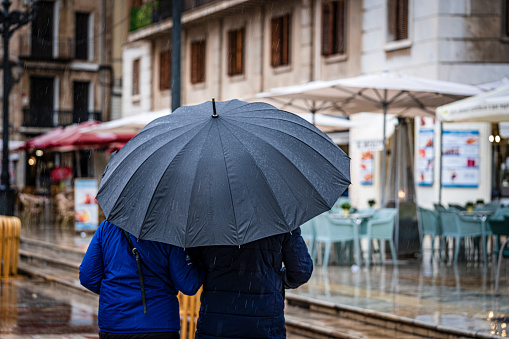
[74,178,99,231]
[441,130,479,188]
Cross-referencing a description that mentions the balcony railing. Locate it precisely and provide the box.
[129,0,218,32]
[23,109,102,128]
[18,33,75,61]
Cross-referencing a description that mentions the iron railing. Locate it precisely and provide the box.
[18,33,76,61]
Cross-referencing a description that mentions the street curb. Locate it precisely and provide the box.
[286,293,500,339]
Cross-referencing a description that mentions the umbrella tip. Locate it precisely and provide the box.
[211,98,218,118]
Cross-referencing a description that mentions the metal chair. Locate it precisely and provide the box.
[417,206,442,262]
[313,213,359,268]
[360,208,398,267]
[300,219,316,258]
[439,209,483,263]
[493,218,509,295]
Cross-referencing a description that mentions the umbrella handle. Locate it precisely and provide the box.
[212,98,218,118]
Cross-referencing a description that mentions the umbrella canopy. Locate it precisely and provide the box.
[96,99,351,248]
[23,121,135,152]
[81,109,170,135]
[255,71,482,205]
[436,86,509,123]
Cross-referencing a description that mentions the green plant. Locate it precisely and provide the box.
[475,199,484,205]
[368,199,376,207]
[339,201,351,210]
[129,2,156,32]
[465,201,474,208]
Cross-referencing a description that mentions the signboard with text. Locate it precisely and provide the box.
[418,128,434,186]
[441,130,479,188]
[74,178,99,231]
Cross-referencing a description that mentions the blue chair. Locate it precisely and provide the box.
[300,219,316,258]
[493,216,509,295]
[448,203,466,211]
[313,213,359,268]
[417,206,442,262]
[488,207,509,251]
[360,208,398,267]
[439,209,483,263]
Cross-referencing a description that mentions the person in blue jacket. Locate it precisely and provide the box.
[80,220,204,339]
[189,227,313,339]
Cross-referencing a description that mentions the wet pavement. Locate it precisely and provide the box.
[2,222,508,338]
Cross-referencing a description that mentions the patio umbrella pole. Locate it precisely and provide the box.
[381,92,388,207]
[438,122,443,206]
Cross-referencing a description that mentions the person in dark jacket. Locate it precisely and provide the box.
[80,220,204,338]
[190,227,313,339]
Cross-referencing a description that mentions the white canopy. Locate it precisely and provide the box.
[256,72,482,117]
[82,109,171,135]
[436,86,509,123]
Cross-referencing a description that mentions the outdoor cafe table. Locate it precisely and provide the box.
[460,210,495,265]
[329,211,375,267]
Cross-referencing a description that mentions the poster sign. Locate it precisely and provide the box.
[441,130,479,187]
[74,178,99,231]
[418,129,434,186]
[360,150,373,185]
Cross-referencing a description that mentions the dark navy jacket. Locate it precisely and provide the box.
[79,220,204,334]
[190,227,313,339]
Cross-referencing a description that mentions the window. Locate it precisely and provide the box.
[227,28,245,76]
[271,14,290,67]
[31,1,54,58]
[388,0,408,41]
[159,49,171,90]
[132,59,140,96]
[322,1,346,56]
[504,0,509,37]
[75,12,90,60]
[191,40,206,84]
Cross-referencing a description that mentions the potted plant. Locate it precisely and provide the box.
[339,201,352,216]
[475,199,484,206]
[368,199,376,208]
[465,201,474,213]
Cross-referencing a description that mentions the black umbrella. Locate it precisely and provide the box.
[96,99,350,247]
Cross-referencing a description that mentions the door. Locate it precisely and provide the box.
[31,1,54,59]
[73,82,89,123]
[29,77,54,127]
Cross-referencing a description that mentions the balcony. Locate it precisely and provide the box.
[23,109,102,128]
[129,0,218,32]
[18,33,75,61]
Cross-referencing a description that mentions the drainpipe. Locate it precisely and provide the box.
[171,0,182,111]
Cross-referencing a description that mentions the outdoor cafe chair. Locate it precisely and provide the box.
[448,203,466,212]
[300,219,316,259]
[313,213,358,268]
[417,206,442,262]
[493,218,509,295]
[439,209,484,263]
[488,207,509,251]
[360,208,398,267]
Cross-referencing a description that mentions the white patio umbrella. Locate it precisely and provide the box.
[82,109,171,135]
[256,71,482,206]
[436,86,509,123]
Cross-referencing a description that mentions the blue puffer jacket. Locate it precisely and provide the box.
[79,220,204,334]
[190,227,313,339]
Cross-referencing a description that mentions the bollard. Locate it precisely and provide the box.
[178,288,202,339]
[0,216,21,278]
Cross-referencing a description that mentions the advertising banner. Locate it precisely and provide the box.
[418,127,434,186]
[441,130,479,187]
[360,150,373,185]
[74,178,99,231]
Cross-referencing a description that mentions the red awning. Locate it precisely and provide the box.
[23,121,136,151]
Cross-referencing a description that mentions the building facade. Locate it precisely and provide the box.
[122,0,509,209]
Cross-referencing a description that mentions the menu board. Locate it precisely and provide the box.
[74,178,99,231]
[418,129,434,186]
[441,130,479,187]
[360,150,373,185]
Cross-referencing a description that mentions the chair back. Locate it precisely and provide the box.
[417,206,441,235]
[488,207,509,236]
[433,203,447,212]
[438,210,460,236]
[475,200,500,212]
[366,208,397,240]
[448,203,466,211]
[313,213,356,242]
[300,219,316,239]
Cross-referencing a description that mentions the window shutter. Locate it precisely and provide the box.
[271,17,280,67]
[132,59,140,95]
[396,0,408,40]
[282,14,290,65]
[337,0,346,54]
[159,50,170,90]
[227,30,235,75]
[236,28,244,74]
[322,2,333,56]
[199,40,206,82]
